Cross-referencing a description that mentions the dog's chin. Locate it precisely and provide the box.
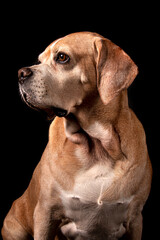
[20,89,68,120]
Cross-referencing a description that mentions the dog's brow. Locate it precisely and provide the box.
[37,56,41,62]
[50,38,62,49]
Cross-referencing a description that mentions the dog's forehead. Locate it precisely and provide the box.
[41,32,101,59]
[59,32,96,44]
[39,32,104,63]
[53,33,98,52]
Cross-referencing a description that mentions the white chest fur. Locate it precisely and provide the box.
[59,140,132,239]
[59,163,131,240]
[60,161,115,206]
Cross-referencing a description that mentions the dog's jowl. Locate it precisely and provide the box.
[2,32,152,240]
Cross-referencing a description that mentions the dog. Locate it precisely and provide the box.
[2,32,152,240]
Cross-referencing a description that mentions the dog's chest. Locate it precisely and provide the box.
[61,161,114,202]
[60,164,129,239]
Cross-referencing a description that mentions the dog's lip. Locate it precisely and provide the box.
[24,94,56,119]
[20,88,39,110]
[19,87,54,118]
[19,86,68,119]
[23,93,35,109]
[52,107,68,117]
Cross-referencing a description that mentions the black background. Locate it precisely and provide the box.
[0,2,159,240]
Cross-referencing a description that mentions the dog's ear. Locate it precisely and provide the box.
[94,38,138,105]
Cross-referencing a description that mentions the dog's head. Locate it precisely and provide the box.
[18,32,138,118]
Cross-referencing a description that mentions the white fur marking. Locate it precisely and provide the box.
[62,161,115,203]
[86,121,111,142]
[50,38,62,48]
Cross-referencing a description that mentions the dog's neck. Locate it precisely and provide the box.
[64,90,129,160]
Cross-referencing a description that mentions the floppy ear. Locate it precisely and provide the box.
[94,38,138,105]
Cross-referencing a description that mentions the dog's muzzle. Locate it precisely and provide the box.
[18,67,68,118]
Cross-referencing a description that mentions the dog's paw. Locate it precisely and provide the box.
[61,222,78,238]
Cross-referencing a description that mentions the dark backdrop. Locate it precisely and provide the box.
[1,3,159,240]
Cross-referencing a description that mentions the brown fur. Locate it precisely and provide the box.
[2,32,152,240]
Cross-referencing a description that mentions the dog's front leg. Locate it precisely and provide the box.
[122,213,142,240]
[33,200,60,240]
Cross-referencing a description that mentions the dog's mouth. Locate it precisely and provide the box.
[19,87,68,119]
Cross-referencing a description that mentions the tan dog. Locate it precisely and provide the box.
[2,32,152,240]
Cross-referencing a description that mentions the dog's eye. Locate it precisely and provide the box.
[56,52,70,64]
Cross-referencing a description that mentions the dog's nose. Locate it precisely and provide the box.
[18,67,33,84]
